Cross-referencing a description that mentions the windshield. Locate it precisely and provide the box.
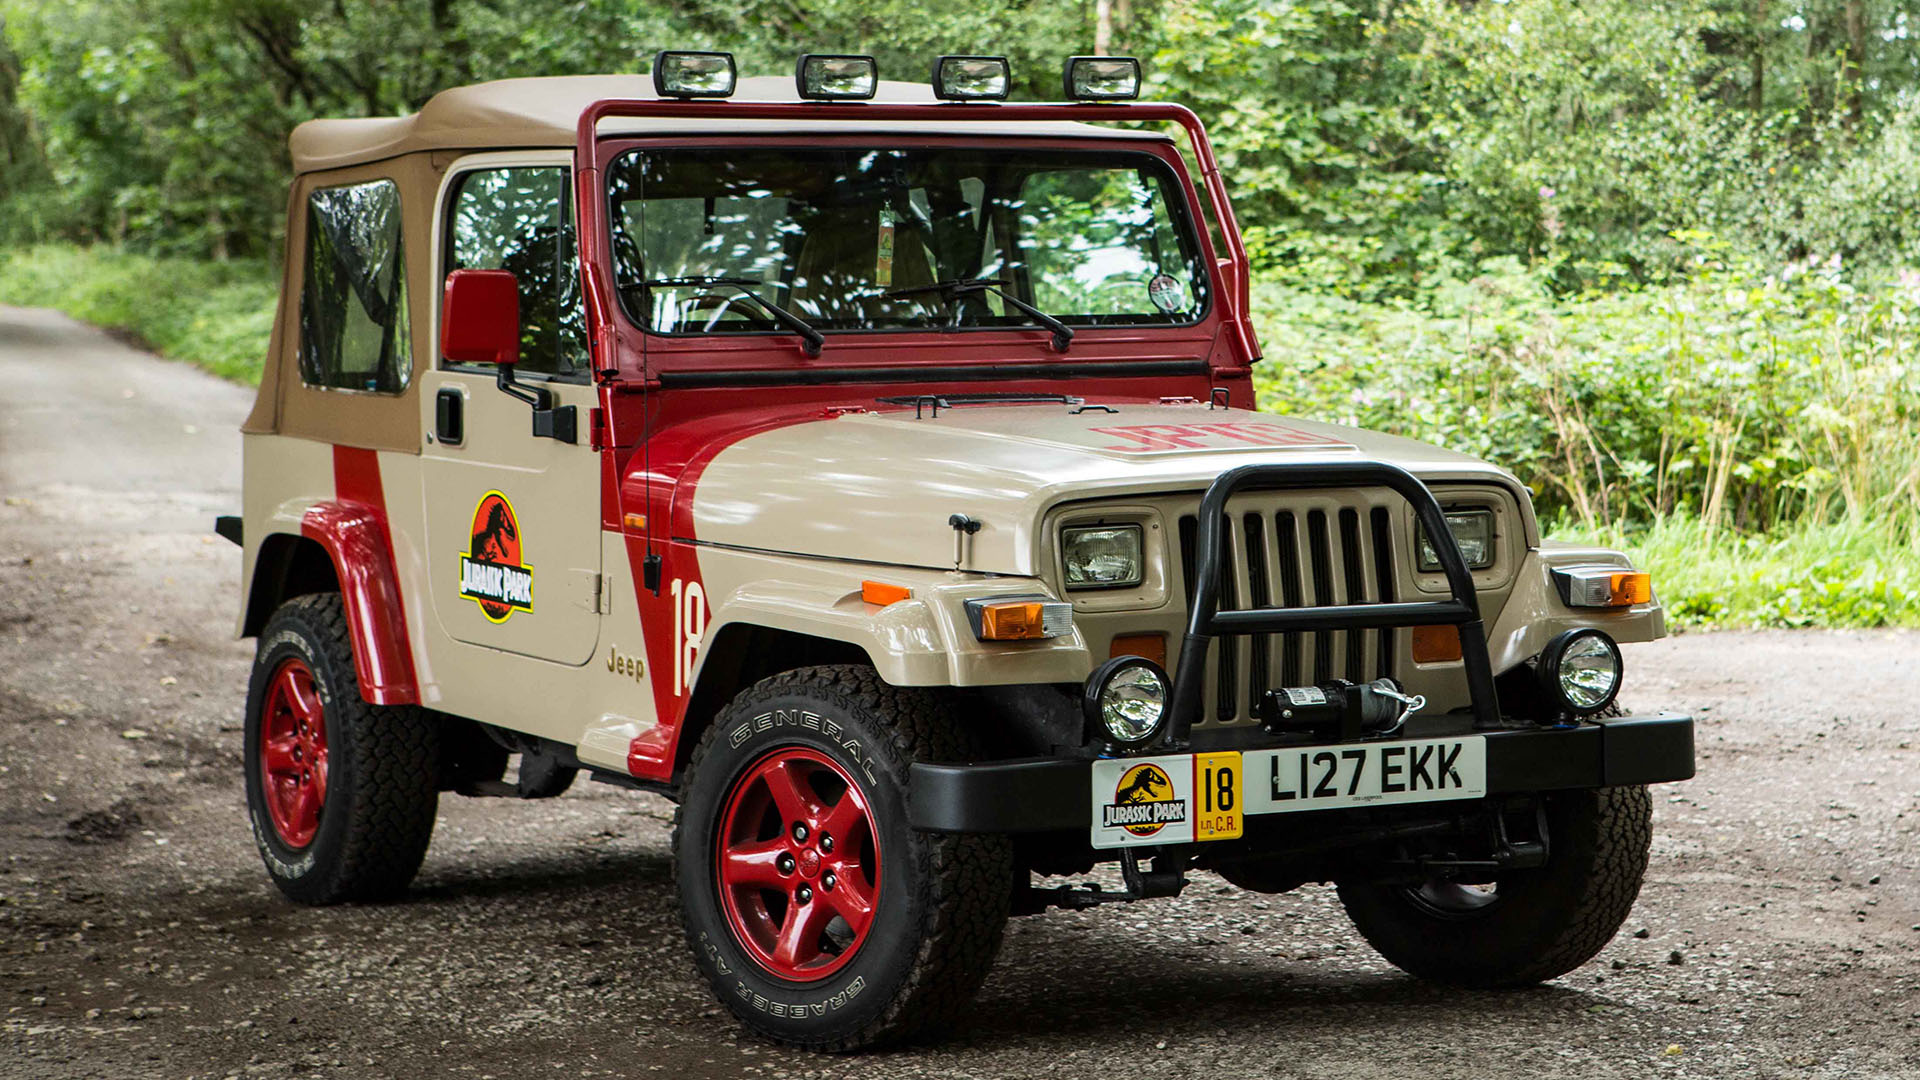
[605,146,1210,335]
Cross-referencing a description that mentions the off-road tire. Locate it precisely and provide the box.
[244,593,439,904]
[674,665,1013,1051]
[1336,784,1652,987]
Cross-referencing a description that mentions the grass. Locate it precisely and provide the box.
[1554,514,1920,630]
[0,244,275,384]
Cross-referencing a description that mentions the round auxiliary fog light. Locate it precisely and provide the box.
[1538,628,1623,716]
[1084,655,1170,749]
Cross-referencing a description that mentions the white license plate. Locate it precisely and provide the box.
[1089,737,1486,849]
[1242,736,1485,815]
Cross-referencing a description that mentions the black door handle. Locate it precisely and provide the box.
[435,387,464,446]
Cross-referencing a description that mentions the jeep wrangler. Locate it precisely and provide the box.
[222,53,1694,1051]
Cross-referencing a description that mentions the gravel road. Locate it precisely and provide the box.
[2,305,1916,1079]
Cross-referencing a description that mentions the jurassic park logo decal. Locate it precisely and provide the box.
[458,491,533,623]
[1101,762,1187,837]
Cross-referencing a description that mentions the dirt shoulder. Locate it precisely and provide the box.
[2,307,1915,1079]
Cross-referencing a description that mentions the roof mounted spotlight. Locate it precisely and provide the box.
[1063,55,1141,101]
[652,51,736,99]
[797,54,878,101]
[932,55,1011,101]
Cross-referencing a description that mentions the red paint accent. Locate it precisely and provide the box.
[716,746,880,982]
[259,657,328,848]
[617,403,825,779]
[300,447,420,705]
[440,269,521,366]
[1088,421,1344,453]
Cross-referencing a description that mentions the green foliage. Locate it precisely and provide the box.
[1252,252,1920,537]
[1561,514,1920,630]
[0,244,274,382]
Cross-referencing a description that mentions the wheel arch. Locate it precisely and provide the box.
[243,502,421,707]
[242,530,339,639]
[673,622,875,774]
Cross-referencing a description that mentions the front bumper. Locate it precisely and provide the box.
[909,712,1694,834]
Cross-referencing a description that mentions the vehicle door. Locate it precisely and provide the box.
[419,155,602,666]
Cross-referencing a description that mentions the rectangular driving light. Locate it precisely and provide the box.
[797,54,877,100]
[1417,509,1497,572]
[965,596,1074,641]
[1063,56,1141,101]
[652,51,736,98]
[933,55,1011,100]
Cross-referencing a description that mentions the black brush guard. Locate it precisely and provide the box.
[1164,461,1500,743]
[905,461,1696,835]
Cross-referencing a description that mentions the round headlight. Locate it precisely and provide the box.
[1083,655,1170,748]
[1538,629,1622,715]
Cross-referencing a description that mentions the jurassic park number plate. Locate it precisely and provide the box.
[1089,738,1486,850]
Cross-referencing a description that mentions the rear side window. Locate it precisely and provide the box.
[299,179,412,393]
[445,166,586,378]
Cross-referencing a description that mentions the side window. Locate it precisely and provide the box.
[299,179,412,393]
[446,166,586,377]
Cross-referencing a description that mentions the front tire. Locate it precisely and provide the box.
[674,666,1012,1051]
[243,593,439,904]
[1336,785,1652,987]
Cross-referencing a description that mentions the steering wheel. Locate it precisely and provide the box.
[681,291,778,332]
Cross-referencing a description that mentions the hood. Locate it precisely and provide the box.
[676,403,1529,576]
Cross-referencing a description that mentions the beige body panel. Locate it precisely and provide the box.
[416,373,603,665]
[687,403,1536,576]
[237,432,339,639]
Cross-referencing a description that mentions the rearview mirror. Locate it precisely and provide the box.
[441,269,520,366]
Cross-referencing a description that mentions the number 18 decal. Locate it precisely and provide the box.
[1193,751,1243,840]
[670,577,706,697]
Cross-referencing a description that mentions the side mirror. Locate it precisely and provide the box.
[440,269,576,444]
[441,269,520,367]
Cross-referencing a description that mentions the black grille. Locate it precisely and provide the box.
[1178,503,1399,724]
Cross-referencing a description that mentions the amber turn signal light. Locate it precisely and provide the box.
[964,597,1073,641]
[860,581,912,607]
[1411,624,1462,664]
[1553,567,1653,608]
[1108,632,1167,667]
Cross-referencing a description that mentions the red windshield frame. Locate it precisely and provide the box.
[570,99,1259,384]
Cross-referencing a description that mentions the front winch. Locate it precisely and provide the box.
[1258,678,1426,741]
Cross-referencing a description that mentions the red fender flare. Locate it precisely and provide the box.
[298,447,420,706]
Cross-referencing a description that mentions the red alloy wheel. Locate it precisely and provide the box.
[258,658,329,849]
[715,746,881,982]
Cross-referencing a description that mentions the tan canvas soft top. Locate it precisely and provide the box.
[288,75,1169,173]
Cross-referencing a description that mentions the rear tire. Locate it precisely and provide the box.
[674,665,1012,1051]
[243,593,439,904]
[1336,785,1652,987]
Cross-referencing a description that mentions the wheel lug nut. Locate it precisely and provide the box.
[796,885,812,904]
[792,823,809,843]
[822,871,836,891]
[776,853,795,875]
[819,834,834,854]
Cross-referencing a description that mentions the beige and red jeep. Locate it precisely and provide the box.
[223,54,1694,1050]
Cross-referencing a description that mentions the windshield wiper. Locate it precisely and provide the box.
[886,277,1073,352]
[642,276,824,357]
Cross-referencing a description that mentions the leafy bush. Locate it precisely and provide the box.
[0,244,274,383]
[1561,514,1920,630]
[1252,253,1920,542]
